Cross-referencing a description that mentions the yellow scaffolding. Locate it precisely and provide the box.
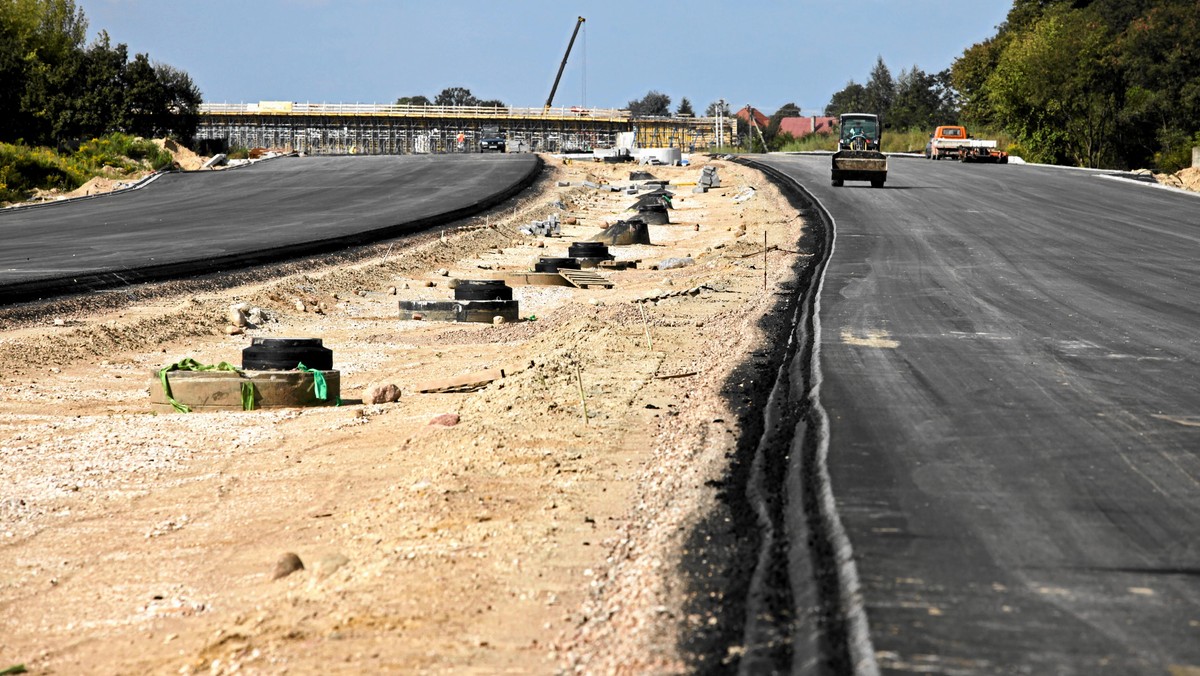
[197,103,737,155]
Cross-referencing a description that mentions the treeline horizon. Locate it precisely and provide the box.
[0,0,202,149]
[824,0,1199,171]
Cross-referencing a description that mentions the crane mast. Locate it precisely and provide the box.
[545,16,585,111]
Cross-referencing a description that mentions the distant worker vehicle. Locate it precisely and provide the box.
[480,132,506,153]
[831,112,887,188]
[928,125,1008,163]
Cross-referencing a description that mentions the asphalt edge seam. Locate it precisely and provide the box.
[742,157,880,676]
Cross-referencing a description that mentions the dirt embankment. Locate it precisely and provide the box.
[1154,166,1200,192]
[0,155,807,674]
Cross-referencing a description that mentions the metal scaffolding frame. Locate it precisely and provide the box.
[196,103,737,155]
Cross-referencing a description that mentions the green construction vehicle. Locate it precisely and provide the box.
[831,113,887,188]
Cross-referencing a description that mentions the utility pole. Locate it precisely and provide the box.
[716,98,725,148]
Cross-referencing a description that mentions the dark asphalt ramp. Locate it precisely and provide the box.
[0,154,541,305]
[753,154,1200,674]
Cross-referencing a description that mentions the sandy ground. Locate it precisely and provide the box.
[0,155,807,674]
[1154,165,1200,191]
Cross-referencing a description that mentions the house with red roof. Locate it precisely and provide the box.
[777,116,839,139]
[735,105,770,130]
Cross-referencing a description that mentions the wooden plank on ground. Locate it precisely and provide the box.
[415,368,505,393]
[558,269,614,289]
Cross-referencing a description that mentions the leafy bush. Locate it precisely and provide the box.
[1153,130,1200,174]
[0,143,85,203]
[1,133,175,204]
[75,134,173,173]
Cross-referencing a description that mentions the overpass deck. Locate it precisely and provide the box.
[197,102,736,155]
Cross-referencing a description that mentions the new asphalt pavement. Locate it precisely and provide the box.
[0,153,541,305]
[751,153,1200,674]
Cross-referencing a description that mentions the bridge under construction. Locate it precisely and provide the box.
[196,102,737,156]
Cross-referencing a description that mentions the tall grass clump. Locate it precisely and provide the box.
[75,134,174,173]
[0,143,85,204]
[1,133,175,204]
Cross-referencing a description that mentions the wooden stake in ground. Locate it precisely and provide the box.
[638,302,654,350]
[574,361,589,425]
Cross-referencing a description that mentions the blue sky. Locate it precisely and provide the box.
[76,0,1013,116]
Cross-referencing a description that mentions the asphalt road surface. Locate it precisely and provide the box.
[752,154,1200,675]
[0,154,540,304]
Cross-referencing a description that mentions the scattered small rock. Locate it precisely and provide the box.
[228,302,250,326]
[363,383,401,405]
[311,553,349,580]
[246,307,268,326]
[492,316,506,325]
[436,268,449,277]
[387,286,397,295]
[429,413,460,427]
[224,325,244,336]
[272,552,305,580]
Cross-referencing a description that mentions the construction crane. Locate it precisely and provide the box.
[545,16,585,111]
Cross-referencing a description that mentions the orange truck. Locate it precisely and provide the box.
[926,125,1008,163]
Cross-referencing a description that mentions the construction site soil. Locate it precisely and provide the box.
[0,154,809,674]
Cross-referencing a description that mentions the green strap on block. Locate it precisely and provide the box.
[296,362,340,406]
[157,358,256,413]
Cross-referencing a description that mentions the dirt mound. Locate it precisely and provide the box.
[153,137,208,170]
[1174,166,1200,191]
[1153,166,1200,192]
[65,176,129,198]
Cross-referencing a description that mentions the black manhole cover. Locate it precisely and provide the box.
[242,337,333,371]
[454,279,514,301]
[568,242,612,258]
[399,299,520,323]
[534,257,582,273]
[636,205,670,225]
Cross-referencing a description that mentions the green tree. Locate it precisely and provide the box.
[764,102,800,146]
[1116,0,1200,170]
[951,36,1009,128]
[395,95,431,106]
[704,99,730,117]
[1,0,201,145]
[76,32,128,137]
[155,62,201,141]
[434,87,478,107]
[889,66,955,130]
[11,0,89,144]
[626,90,670,117]
[987,6,1119,166]
[676,97,694,116]
[123,54,200,141]
[824,81,868,117]
[863,56,895,120]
